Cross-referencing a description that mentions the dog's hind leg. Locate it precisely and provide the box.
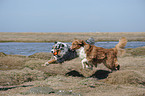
[87,61,94,70]
[103,58,120,71]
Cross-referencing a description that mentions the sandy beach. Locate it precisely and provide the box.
[1,0,145,95]
[0,32,145,42]
[0,46,145,96]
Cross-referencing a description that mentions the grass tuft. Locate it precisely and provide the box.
[0,68,45,86]
[126,46,145,56]
[28,52,52,60]
[105,70,145,85]
[0,52,7,57]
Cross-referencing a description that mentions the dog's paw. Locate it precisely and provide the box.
[87,67,93,70]
[86,64,93,70]
[42,62,49,66]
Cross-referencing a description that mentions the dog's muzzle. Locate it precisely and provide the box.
[53,51,58,55]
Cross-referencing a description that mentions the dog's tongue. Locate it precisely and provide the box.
[53,52,57,55]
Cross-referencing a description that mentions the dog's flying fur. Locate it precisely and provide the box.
[71,37,127,71]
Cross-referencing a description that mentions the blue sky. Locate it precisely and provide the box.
[0,0,145,32]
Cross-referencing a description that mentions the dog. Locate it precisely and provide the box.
[43,41,78,66]
[71,37,127,71]
[43,37,95,66]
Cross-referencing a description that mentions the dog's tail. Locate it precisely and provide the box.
[115,37,127,56]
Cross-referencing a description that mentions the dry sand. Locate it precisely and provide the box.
[0,47,145,96]
[0,32,145,42]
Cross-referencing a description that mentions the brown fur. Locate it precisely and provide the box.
[47,59,57,64]
[43,49,61,66]
[71,37,127,71]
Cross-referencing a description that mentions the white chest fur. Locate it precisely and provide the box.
[78,47,86,60]
[76,47,93,69]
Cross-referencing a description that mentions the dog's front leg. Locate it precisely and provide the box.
[42,59,57,66]
[81,58,88,69]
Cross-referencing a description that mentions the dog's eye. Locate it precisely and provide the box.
[61,44,64,47]
[60,48,64,50]
[55,45,60,49]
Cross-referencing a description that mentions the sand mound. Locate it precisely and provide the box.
[105,70,145,85]
[126,46,145,56]
[0,52,7,57]
[0,56,27,70]
[0,68,45,86]
[28,52,52,60]
[24,59,45,70]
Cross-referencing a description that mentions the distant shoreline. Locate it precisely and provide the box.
[0,32,145,42]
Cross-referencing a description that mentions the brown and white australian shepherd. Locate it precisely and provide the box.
[71,37,127,71]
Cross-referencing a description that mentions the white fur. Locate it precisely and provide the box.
[78,47,86,59]
[43,62,49,66]
[51,42,70,57]
[76,47,93,69]
[57,42,70,56]
[81,58,89,69]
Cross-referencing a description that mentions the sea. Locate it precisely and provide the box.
[0,41,145,56]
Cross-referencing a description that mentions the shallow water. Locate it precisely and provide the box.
[0,42,145,56]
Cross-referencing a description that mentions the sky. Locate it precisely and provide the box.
[0,0,145,32]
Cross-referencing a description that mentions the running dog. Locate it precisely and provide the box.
[71,37,127,71]
[43,41,78,66]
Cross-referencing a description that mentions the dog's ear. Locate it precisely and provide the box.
[54,41,57,44]
[60,44,64,47]
[84,44,90,51]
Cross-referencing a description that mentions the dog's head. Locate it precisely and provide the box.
[51,42,70,57]
[71,39,86,50]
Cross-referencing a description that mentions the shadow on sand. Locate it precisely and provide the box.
[90,70,111,79]
[65,70,84,77]
[65,70,111,79]
[0,85,33,91]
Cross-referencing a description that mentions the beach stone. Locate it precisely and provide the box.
[25,87,55,94]
[56,90,82,96]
